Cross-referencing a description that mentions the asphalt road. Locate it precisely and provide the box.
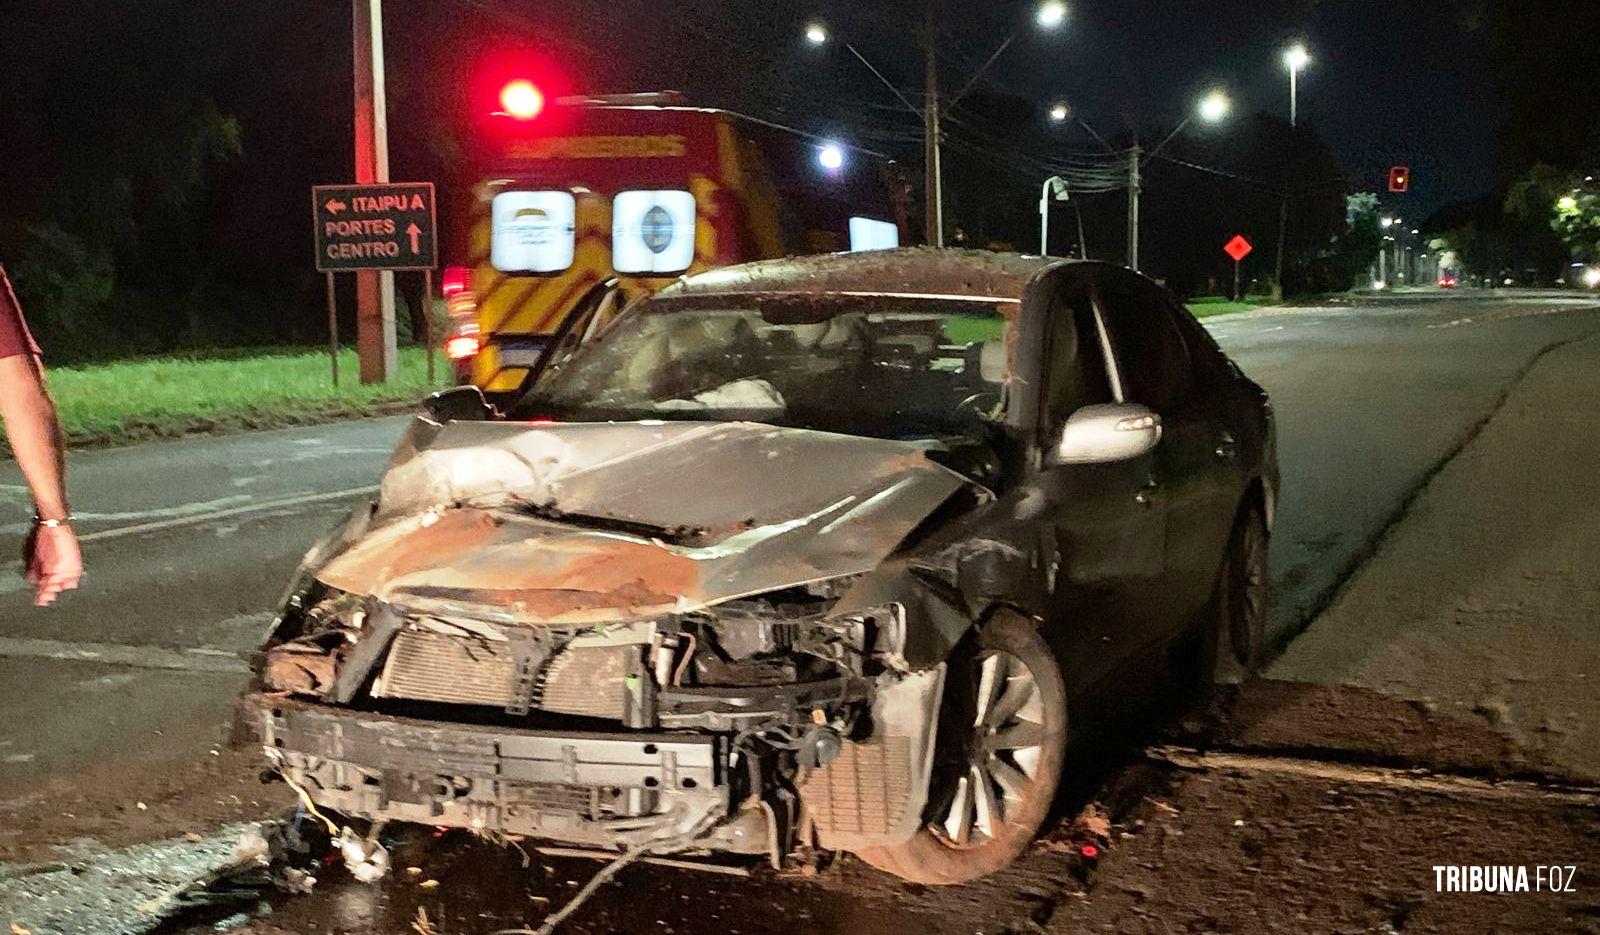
[4,289,1600,935]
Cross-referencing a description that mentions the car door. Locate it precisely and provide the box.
[1032,278,1166,691]
[1165,296,1256,596]
[1092,274,1223,640]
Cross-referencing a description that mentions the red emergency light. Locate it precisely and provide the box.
[499,80,545,121]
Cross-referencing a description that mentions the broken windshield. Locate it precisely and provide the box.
[514,293,1016,441]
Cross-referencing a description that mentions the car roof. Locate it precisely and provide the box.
[658,248,1083,303]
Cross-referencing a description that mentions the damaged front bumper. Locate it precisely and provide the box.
[240,659,944,859]
[240,694,765,852]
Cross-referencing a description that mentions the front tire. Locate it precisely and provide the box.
[855,611,1068,885]
[1201,501,1269,685]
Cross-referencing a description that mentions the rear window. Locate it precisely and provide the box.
[612,190,697,274]
[491,190,576,274]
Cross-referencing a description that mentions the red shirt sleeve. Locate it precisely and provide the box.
[0,264,42,360]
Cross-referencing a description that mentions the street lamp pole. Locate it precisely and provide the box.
[1290,66,1298,127]
[1127,146,1142,271]
[1284,44,1309,127]
[1278,45,1309,298]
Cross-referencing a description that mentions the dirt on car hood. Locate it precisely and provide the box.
[313,420,972,624]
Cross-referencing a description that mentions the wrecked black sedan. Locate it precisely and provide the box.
[238,249,1276,884]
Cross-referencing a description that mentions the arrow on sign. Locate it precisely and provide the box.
[406,223,422,254]
[325,199,348,215]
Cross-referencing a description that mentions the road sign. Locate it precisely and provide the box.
[313,182,437,272]
[1224,234,1253,262]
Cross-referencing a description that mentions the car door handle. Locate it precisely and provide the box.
[1214,433,1238,461]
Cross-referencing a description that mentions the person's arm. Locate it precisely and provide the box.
[0,353,71,519]
[0,353,82,606]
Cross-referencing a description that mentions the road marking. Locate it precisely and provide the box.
[0,636,251,674]
[77,485,378,543]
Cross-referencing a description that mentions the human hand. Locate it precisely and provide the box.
[24,522,83,606]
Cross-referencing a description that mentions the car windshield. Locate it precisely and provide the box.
[513,293,1016,441]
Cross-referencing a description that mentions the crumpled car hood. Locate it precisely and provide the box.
[314,420,972,624]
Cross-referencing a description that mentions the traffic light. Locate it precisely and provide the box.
[1388,165,1411,193]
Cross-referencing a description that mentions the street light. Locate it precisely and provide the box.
[817,143,845,172]
[1130,89,1233,271]
[1197,90,1231,124]
[808,1,1066,246]
[1147,88,1232,161]
[1283,43,1310,126]
[1048,101,1071,123]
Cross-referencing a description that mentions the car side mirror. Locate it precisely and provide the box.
[421,385,494,424]
[1048,402,1162,466]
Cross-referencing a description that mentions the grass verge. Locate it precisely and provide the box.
[1186,296,1266,318]
[13,346,450,453]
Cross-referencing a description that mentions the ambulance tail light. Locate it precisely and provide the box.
[442,265,477,318]
[446,321,481,361]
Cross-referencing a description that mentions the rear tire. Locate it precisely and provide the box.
[1200,501,1269,685]
[855,611,1068,885]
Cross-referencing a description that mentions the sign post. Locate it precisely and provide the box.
[421,269,435,384]
[325,273,340,387]
[313,182,438,387]
[1224,234,1254,301]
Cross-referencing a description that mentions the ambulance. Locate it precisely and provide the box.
[441,87,910,397]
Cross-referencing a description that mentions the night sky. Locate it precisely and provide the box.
[0,0,1500,216]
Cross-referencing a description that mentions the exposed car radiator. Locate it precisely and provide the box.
[375,630,516,707]
[373,629,636,721]
[798,737,914,839]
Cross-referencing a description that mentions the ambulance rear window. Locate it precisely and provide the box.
[612,190,697,275]
[491,191,577,274]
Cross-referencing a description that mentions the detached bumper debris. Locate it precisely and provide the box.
[337,827,391,884]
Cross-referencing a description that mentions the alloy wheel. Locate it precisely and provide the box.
[936,649,1046,847]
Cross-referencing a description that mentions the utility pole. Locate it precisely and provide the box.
[1126,145,1141,271]
[1274,194,1288,299]
[922,11,943,247]
[352,0,398,383]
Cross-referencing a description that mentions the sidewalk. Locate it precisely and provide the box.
[1270,332,1600,781]
[1037,332,1600,935]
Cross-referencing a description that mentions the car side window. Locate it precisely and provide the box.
[1166,298,1236,389]
[1094,280,1192,412]
[1043,287,1115,426]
